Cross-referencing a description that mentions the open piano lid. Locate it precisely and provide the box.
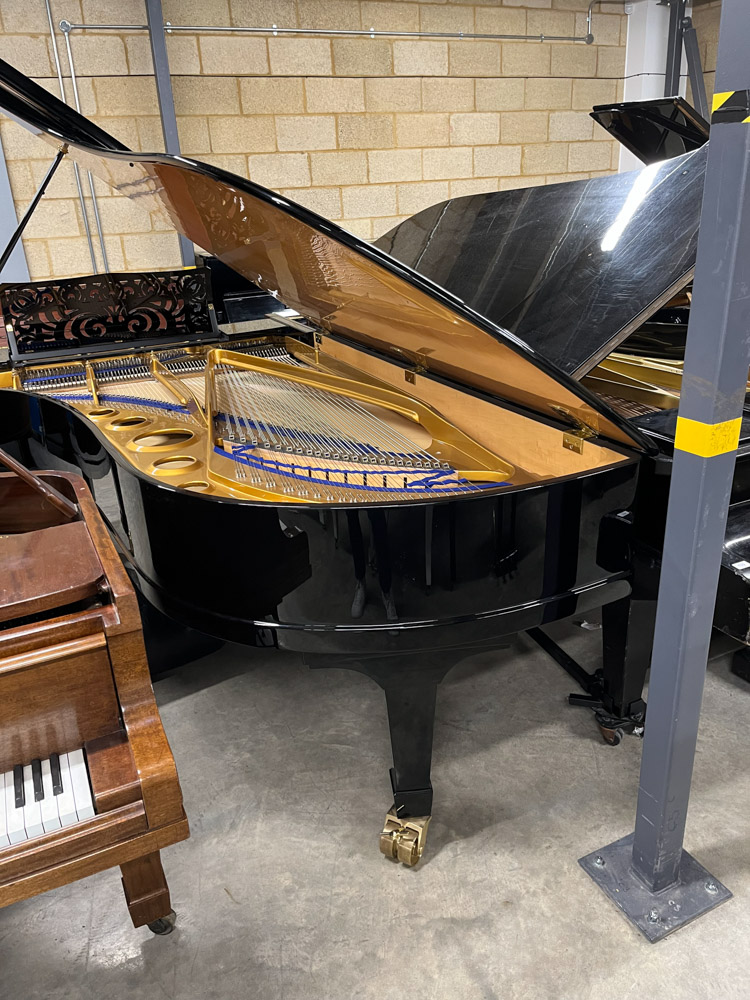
[375,143,706,381]
[0,58,653,455]
[590,96,709,165]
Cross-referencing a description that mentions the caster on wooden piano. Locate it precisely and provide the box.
[121,852,176,931]
[379,808,431,866]
[148,910,177,936]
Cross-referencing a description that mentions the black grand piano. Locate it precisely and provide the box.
[0,59,731,866]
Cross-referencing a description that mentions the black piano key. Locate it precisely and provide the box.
[13,764,24,809]
[31,758,44,801]
[50,753,63,795]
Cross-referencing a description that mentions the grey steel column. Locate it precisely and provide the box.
[0,131,29,283]
[664,0,686,97]
[145,0,193,266]
[580,0,750,943]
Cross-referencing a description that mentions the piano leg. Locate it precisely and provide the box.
[120,851,176,934]
[378,672,439,866]
[529,591,653,745]
[306,652,462,866]
[600,594,653,731]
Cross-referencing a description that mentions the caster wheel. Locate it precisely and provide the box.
[148,909,176,935]
[599,725,624,746]
[379,808,431,866]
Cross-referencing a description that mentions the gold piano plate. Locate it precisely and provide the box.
[204,346,515,504]
[1,336,520,505]
[0,332,639,504]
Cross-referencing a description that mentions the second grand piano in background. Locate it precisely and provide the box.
[0,60,706,864]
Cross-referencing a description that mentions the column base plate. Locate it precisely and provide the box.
[579,833,731,942]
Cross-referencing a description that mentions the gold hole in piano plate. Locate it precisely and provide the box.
[88,407,117,418]
[131,428,195,450]
[110,415,149,429]
[151,455,200,475]
[179,480,211,492]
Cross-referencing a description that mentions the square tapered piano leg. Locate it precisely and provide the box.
[120,851,175,933]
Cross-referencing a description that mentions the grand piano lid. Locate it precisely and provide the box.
[0,58,654,455]
[591,96,709,165]
[375,144,706,381]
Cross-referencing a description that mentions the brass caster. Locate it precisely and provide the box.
[379,807,431,866]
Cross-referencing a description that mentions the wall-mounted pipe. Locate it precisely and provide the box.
[60,22,594,44]
[44,0,97,272]
[61,26,109,272]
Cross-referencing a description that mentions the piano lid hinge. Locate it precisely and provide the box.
[405,351,430,384]
[552,405,598,454]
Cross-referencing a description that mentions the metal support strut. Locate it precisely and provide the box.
[664,0,687,98]
[662,0,709,122]
[581,0,750,942]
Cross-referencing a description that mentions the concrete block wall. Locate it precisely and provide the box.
[0,0,634,280]
[691,0,721,107]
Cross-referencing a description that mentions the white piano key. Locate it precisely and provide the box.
[22,765,44,841]
[0,771,9,849]
[40,759,61,834]
[56,755,78,829]
[68,749,95,821]
[5,771,26,845]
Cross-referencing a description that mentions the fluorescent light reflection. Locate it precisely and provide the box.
[600,162,662,253]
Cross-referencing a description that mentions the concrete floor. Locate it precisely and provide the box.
[1,623,749,1000]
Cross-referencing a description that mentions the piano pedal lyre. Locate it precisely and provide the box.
[379,808,431,866]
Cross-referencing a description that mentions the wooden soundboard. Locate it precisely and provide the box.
[0,458,189,934]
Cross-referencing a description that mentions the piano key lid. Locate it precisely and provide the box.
[0,57,657,456]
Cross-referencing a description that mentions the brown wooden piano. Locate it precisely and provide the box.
[0,450,188,933]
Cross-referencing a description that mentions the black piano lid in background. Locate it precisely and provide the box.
[590,96,710,166]
[0,56,656,455]
[375,145,706,381]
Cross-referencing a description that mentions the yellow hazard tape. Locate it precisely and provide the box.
[674,415,742,458]
[713,91,733,113]
[712,90,750,124]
